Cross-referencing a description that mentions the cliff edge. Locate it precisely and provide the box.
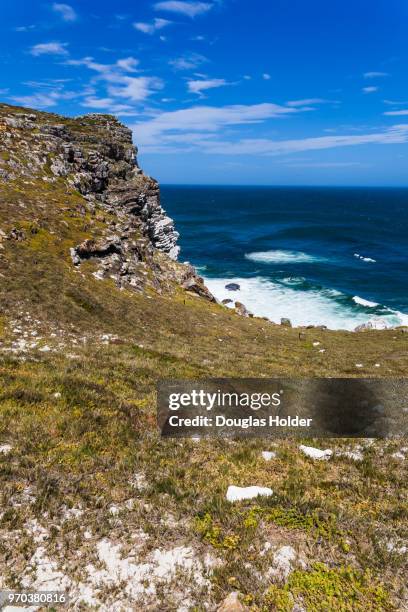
[0,103,213,300]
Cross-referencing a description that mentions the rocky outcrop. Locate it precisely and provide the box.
[0,104,211,299]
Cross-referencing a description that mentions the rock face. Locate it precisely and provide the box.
[0,105,212,298]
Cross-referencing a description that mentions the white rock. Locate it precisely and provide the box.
[261,451,276,461]
[269,545,298,579]
[226,485,273,502]
[392,452,405,460]
[299,445,332,460]
[338,449,364,461]
[0,444,12,455]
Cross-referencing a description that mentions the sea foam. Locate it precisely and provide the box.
[352,296,379,308]
[245,250,325,264]
[204,276,408,331]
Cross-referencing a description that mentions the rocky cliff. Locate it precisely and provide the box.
[0,103,213,299]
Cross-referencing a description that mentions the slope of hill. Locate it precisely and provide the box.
[0,103,407,610]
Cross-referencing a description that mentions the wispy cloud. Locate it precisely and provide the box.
[108,76,164,101]
[169,52,208,71]
[30,42,69,56]
[383,99,408,106]
[133,18,172,34]
[262,73,271,80]
[363,71,389,78]
[200,125,408,155]
[286,98,332,107]
[65,55,163,103]
[132,103,302,147]
[284,161,365,168]
[52,3,77,22]
[115,57,139,72]
[383,109,408,116]
[362,86,378,94]
[132,103,408,156]
[15,25,36,32]
[187,78,229,95]
[11,88,77,108]
[154,1,213,18]
[80,96,136,114]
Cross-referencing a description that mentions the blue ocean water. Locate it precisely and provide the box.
[161,186,408,330]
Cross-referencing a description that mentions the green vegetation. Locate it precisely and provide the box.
[0,102,406,610]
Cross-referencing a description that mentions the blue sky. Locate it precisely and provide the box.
[1,0,408,185]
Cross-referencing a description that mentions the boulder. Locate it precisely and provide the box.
[222,298,233,305]
[235,301,252,317]
[280,317,292,327]
[182,277,216,302]
[217,592,248,612]
[225,283,240,291]
[354,318,388,332]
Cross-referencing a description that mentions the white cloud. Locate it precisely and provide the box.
[15,25,36,32]
[154,1,213,17]
[362,86,379,94]
[132,103,408,157]
[199,125,408,155]
[52,3,77,22]
[134,18,171,34]
[383,99,408,106]
[64,56,163,104]
[363,71,389,78]
[262,73,271,80]
[169,52,208,71]
[285,161,365,168]
[383,109,408,116]
[81,96,136,114]
[187,78,228,94]
[108,76,164,102]
[12,88,77,108]
[116,57,139,72]
[286,98,331,107]
[30,42,69,56]
[132,102,301,146]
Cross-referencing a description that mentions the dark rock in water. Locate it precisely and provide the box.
[225,283,240,291]
[235,301,252,317]
[280,317,292,327]
[222,298,233,305]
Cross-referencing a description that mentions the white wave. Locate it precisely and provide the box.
[353,296,379,308]
[205,276,408,331]
[245,250,324,264]
[354,253,376,263]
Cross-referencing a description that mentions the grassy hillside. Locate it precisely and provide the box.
[0,103,407,610]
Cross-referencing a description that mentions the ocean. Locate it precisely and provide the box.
[161,185,408,331]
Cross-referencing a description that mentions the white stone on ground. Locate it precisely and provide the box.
[261,451,276,461]
[268,545,298,579]
[226,485,273,502]
[299,445,332,460]
[0,444,12,454]
[337,449,364,461]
